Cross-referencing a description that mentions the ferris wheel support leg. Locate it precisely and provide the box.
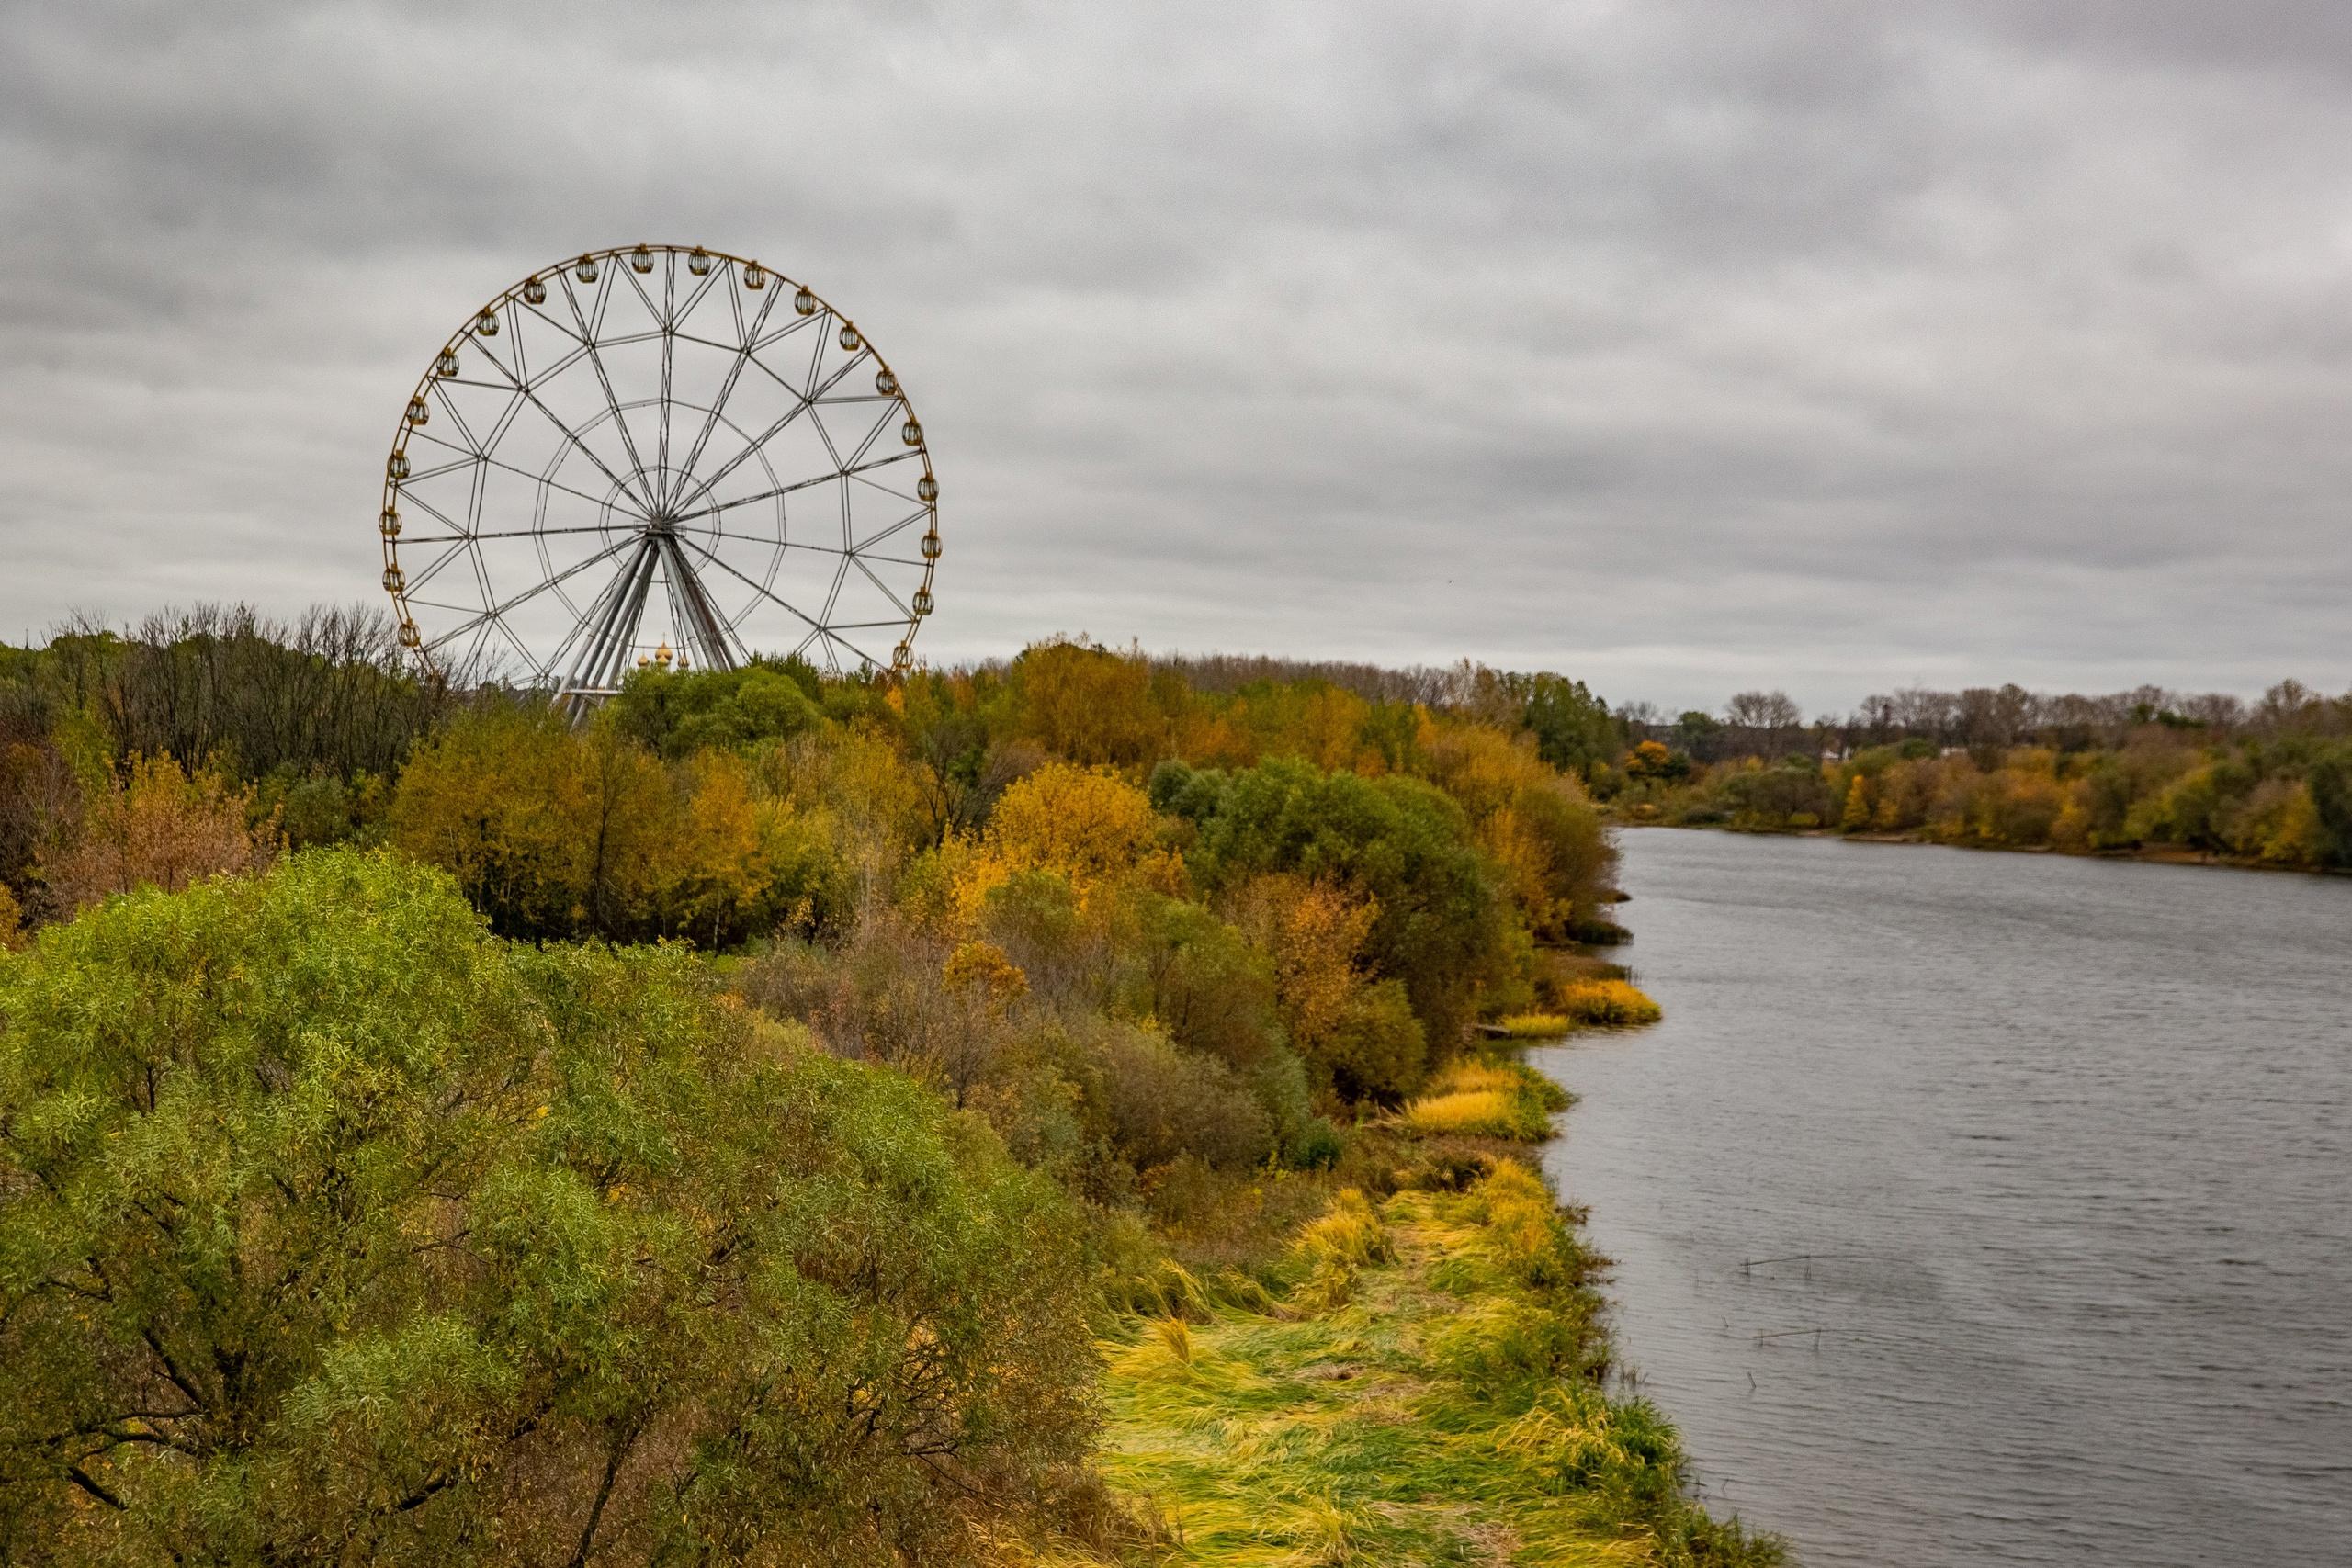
[654,534,741,674]
[557,536,660,724]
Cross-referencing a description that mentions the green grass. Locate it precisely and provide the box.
[1088,1169,1786,1567]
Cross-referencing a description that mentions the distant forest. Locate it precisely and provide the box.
[1038,654,2352,871]
[1596,681,2352,869]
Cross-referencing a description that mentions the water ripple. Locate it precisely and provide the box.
[1532,831,2352,1567]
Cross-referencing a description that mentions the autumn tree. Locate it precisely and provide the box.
[608,660,821,760]
[1009,639,1166,767]
[388,703,597,937]
[38,755,277,919]
[1227,874,1425,1103]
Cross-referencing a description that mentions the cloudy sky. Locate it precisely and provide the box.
[3,0,2348,714]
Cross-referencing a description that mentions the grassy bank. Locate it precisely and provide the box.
[1038,1027,1784,1568]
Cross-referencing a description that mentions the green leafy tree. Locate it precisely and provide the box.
[1517,673,1619,775]
[0,851,1092,1564]
[608,662,822,760]
[1150,757,1511,1061]
[2308,742,2352,866]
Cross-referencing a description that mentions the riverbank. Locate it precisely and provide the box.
[1613,818,2352,876]
[1052,1053,1787,1567]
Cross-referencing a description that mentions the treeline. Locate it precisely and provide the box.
[1604,681,2352,869]
[1619,679,2352,765]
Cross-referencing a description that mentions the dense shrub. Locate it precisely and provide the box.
[1095,1023,1275,1173]
[0,852,1093,1564]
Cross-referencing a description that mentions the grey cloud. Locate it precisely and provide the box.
[0,0,2346,714]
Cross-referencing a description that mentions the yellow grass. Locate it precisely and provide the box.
[1555,979,1662,1027]
[1396,1059,1569,1141]
[1398,1088,1521,1137]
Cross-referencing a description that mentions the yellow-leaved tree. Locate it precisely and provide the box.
[948,761,1174,922]
[1841,773,1872,831]
[1010,640,1167,767]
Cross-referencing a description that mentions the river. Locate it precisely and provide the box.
[1529,829,2352,1566]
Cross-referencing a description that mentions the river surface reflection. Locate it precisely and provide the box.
[1530,829,2352,1566]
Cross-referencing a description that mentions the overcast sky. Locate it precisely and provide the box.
[3,0,2348,715]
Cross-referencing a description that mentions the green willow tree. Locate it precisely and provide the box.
[0,852,1092,1564]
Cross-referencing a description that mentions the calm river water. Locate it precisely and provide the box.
[1529,829,2352,1567]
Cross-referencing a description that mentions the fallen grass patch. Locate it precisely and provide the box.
[1096,1171,1784,1567]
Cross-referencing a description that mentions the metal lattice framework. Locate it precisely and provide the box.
[377,244,940,706]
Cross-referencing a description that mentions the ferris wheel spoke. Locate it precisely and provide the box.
[815,549,852,629]
[820,626,886,671]
[423,535,638,652]
[749,311,826,356]
[797,307,832,400]
[847,463,929,508]
[488,611,548,683]
[424,378,490,457]
[844,537,915,618]
[556,269,661,512]
[395,524,632,546]
[462,321,527,400]
[806,404,850,479]
[401,534,477,596]
[454,440,650,524]
[656,271,676,510]
[458,335,574,481]
[686,347,875,495]
[670,469,837,524]
[616,254,674,331]
[458,318,658,516]
[839,401,900,471]
[673,533,828,637]
[519,395,657,520]
[669,448,919,528]
[543,543,654,681]
[851,506,930,554]
[399,445,489,488]
[668,285,785,508]
[403,405,648,524]
[402,591,506,616]
[675,525,788,553]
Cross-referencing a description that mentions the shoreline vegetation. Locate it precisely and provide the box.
[1628,818,2352,876]
[0,609,1771,1562]
[1596,682,2352,876]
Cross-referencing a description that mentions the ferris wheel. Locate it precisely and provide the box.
[376,244,940,703]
